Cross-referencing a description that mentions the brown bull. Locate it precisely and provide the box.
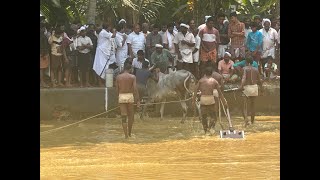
[141,70,197,123]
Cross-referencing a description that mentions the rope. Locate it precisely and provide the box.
[41,96,193,135]
[40,106,119,135]
[139,96,193,106]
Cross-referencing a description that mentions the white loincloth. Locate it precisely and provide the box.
[243,84,258,97]
[200,95,215,105]
[118,93,134,103]
[213,89,219,97]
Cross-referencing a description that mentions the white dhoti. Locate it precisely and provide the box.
[213,89,219,97]
[262,47,275,59]
[93,46,111,79]
[243,84,258,97]
[200,95,215,105]
[180,49,193,63]
[218,45,228,58]
[118,93,134,103]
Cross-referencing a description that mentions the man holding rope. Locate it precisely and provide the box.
[238,56,262,126]
[193,67,228,134]
[115,63,140,138]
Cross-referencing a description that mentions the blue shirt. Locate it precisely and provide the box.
[233,60,258,68]
[136,68,152,86]
[246,31,263,52]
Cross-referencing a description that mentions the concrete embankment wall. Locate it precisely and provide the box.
[40,85,279,120]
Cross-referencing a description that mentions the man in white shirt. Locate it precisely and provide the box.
[127,24,145,58]
[132,50,150,74]
[159,23,167,40]
[174,23,196,72]
[259,18,278,71]
[115,23,128,72]
[163,23,177,68]
[76,27,93,87]
[192,29,201,79]
[93,23,116,86]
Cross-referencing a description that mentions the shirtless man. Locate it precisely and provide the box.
[115,63,140,138]
[193,67,228,134]
[238,56,262,126]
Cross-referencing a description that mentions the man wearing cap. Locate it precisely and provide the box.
[76,27,93,87]
[174,23,196,72]
[218,52,237,83]
[150,44,174,74]
[228,12,246,60]
[259,18,278,73]
[199,16,220,77]
[198,16,212,31]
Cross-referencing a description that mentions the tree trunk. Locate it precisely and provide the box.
[275,0,280,18]
[87,0,97,24]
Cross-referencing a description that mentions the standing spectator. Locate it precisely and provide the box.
[174,23,195,72]
[199,16,220,77]
[146,24,162,60]
[216,13,230,61]
[228,12,246,60]
[62,29,78,87]
[198,16,212,31]
[244,18,252,47]
[159,23,167,40]
[246,22,263,74]
[40,23,50,88]
[163,23,177,69]
[127,24,145,58]
[253,15,263,30]
[93,23,116,86]
[192,29,201,79]
[115,23,128,72]
[244,17,252,42]
[76,27,93,87]
[48,28,64,87]
[259,18,278,71]
[86,24,98,86]
[188,19,197,33]
[141,22,150,42]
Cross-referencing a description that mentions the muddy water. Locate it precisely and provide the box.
[40,116,280,179]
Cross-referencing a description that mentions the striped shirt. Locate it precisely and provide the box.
[228,21,245,47]
[199,26,220,49]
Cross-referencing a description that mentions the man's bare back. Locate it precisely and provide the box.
[212,71,223,87]
[198,76,220,95]
[242,66,261,86]
[116,72,136,94]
